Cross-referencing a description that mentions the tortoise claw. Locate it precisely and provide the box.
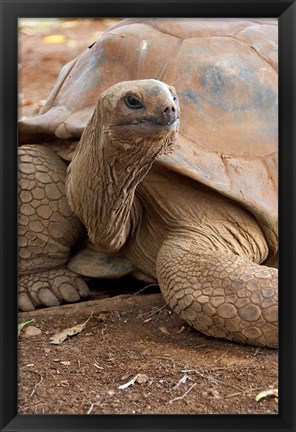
[18,292,35,312]
[75,278,90,297]
[38,288,60,307]
[59,283,81,303]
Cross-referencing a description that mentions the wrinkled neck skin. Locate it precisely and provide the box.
[66,98,177,253]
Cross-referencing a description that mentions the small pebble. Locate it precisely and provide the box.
[22,326,42,337]
[136,374,149,384]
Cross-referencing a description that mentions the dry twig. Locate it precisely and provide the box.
[27,370,43,397]
[181,369,242,392]
[142,304,167,318]
[214,347,233,363]
[87,403,94,414]
[169,383,197,403]
[223,386,263,399]
[133,283,159,295]
[173,374,190,389]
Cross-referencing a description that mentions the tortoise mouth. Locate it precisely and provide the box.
[113,117,180,131]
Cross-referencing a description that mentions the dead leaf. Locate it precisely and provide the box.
[60,20,79,28]
[66,40,78,48]
[144,318,152,323]
[95,312,109,322]
[60,361,71,366]
[42,34,67,44]
[102,18,118,26]
[19,18,60,30]
[19,98,34,106]
[49,324,85,344]
[49,315,92,345]
[159,326,171,335]
[256,388,278,402]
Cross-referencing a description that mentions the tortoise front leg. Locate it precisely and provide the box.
[18,145,89,311]
[156,240,278,348]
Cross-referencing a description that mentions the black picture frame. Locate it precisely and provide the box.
[0,1,295,431]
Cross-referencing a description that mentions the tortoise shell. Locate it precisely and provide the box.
[19,18,278,260]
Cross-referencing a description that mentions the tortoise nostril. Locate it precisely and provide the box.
[164,106,176,114]
[160,104,177,125]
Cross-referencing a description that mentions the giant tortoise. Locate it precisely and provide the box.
[18,18,278,347]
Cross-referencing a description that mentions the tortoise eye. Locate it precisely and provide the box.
[125,95,144,109]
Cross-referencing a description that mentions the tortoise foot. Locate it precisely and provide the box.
[18,268,90,311]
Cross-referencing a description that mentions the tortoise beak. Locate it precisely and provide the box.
[150,99,179,126]
[161,104,178,125]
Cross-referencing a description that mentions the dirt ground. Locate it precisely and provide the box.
[18,18,278,415]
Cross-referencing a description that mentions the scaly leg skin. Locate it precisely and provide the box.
[18,145,89,311]
[156,240,278,348]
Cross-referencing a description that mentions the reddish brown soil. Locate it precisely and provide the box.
[18,18,278,415]
[18,18,121,118]
[19,293,278,415]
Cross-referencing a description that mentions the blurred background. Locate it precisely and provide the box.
[18,18,121,118]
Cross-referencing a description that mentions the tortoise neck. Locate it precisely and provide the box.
[66,103,160,253]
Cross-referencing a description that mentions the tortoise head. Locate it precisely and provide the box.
[97,79,180,155]
[101,79,179,126]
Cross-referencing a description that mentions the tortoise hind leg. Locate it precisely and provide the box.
[156,239,278,348]
[18,144,89,311]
